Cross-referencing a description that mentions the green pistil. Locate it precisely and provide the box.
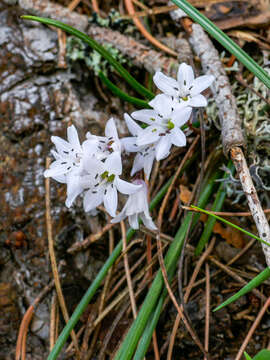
[101,171,109,179]
[150,117,155,121]
[152,128,157,133]
[181,96,188,101]
[167,120,174,130]
[107,174,115,182]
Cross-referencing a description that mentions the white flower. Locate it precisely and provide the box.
[153,63,214,107]
[83,118,121,160]
[111,180,157,230]
[132,94,192,160]
[121,114,156,179]
[81,152,142,217]
[44,125,85,207]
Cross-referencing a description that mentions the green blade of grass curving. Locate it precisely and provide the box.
[98,71,150,108]
[114,169,222,360]
[195,160,235,256]
[244,353,253,360]
[190,205,270,248]
[214,267,270,312]
[171,0,270,89]
[21,16,154,99]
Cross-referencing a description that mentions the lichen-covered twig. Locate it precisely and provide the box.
[231,147,270,266]
[189,23,245,156]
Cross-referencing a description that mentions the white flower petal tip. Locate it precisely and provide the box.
[111,180,157,231]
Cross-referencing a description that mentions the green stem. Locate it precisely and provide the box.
[98,71,150,108]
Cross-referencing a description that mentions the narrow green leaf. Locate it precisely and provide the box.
[21,16,154,99]
[98,71,150,108]
[195,160,234,255]
[191,205,270,248]
[253,350,270,360]
[171,0,270,89]
[244,352,253,360]
[214,267,270,312]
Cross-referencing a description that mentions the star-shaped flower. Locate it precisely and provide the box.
[111,180,157,230]
[44,125,85,207]
[131,94,192,160]
[81,152,142,217]
[153,63,214,107]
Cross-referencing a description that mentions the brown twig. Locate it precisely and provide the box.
[204,263,210,360]
[184,237,216,303]
[67,222,116,253]
[91,0,99,13]
[166,312,181,360]
[49,292,58,351]
[124,0,177,57]
[235,296,270,360]
[16,280,55,360]
[45,158,80,356]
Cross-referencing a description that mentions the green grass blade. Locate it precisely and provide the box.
[244,353,253,360]
[214,267,270,312]
[191,205,270,247]
[195,160,234,256]
[253,350,270,360]
[114,169,222,360]
[171,0,270,89]
[21,16,154,99]
[98,71,150,108]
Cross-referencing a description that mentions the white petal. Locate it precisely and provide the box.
[131,153,144,176]
[177,63,194,90]
[82,138,99,156]
[65,174,84,208]
[44,160,69,178]
[171,127,186,147]
[111,211,126,224]
[190,75,214,96]
[83,155,104,175]
[149,94,174,118]
[124,113,142,136]
[115,177,142,195]
[144,153,155,180]
[104,184,118,217]
[51,136,71,153]
[153,71,179,96]
[140,213,157,231]
[131,109,157,125]
[155,136,172,161]
[52,174,66,183]
[136,126,161,147]
[67,125,81,150]
[104,152,122,175]
[171,106,192,127]
[121,137,139,153]
[128,214,139,229]
[188,94,207,107]
[83,188,103,212]
[105,118,119,140]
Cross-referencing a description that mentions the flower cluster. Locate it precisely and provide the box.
[44,63,214,230]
